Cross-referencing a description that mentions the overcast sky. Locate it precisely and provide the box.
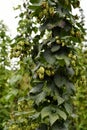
[0,0,87,37]
[0,0,22,37]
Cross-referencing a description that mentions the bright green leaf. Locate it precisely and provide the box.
[35,91,46,105]
[29,112,40,120]
[57,96,64,105]
[64,103,72,115]
[49,113,59,125]
[57,109,67,120]
[29,83,43,95]
[41,106,51,119]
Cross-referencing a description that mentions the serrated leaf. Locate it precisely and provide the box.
[57,109,67,120]
[35,91,46,105]
[43,49,55,65]
[66,82,75,94]
[29,83,43,95]
[57,96,64,105]
[29,112,40,120]
[54,90,64,105]
[64,103,72,115]
[54,74,66,88]
[41,106,51,119]
[49,113,59,125]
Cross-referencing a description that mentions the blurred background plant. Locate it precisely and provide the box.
[0,0,87,130]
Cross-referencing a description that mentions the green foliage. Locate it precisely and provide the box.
[6,0,86,130]
[74,48,87,130]
[0,1,86,130]
[0,20,11,129]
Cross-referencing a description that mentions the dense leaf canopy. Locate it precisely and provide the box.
[0,0,87,130]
